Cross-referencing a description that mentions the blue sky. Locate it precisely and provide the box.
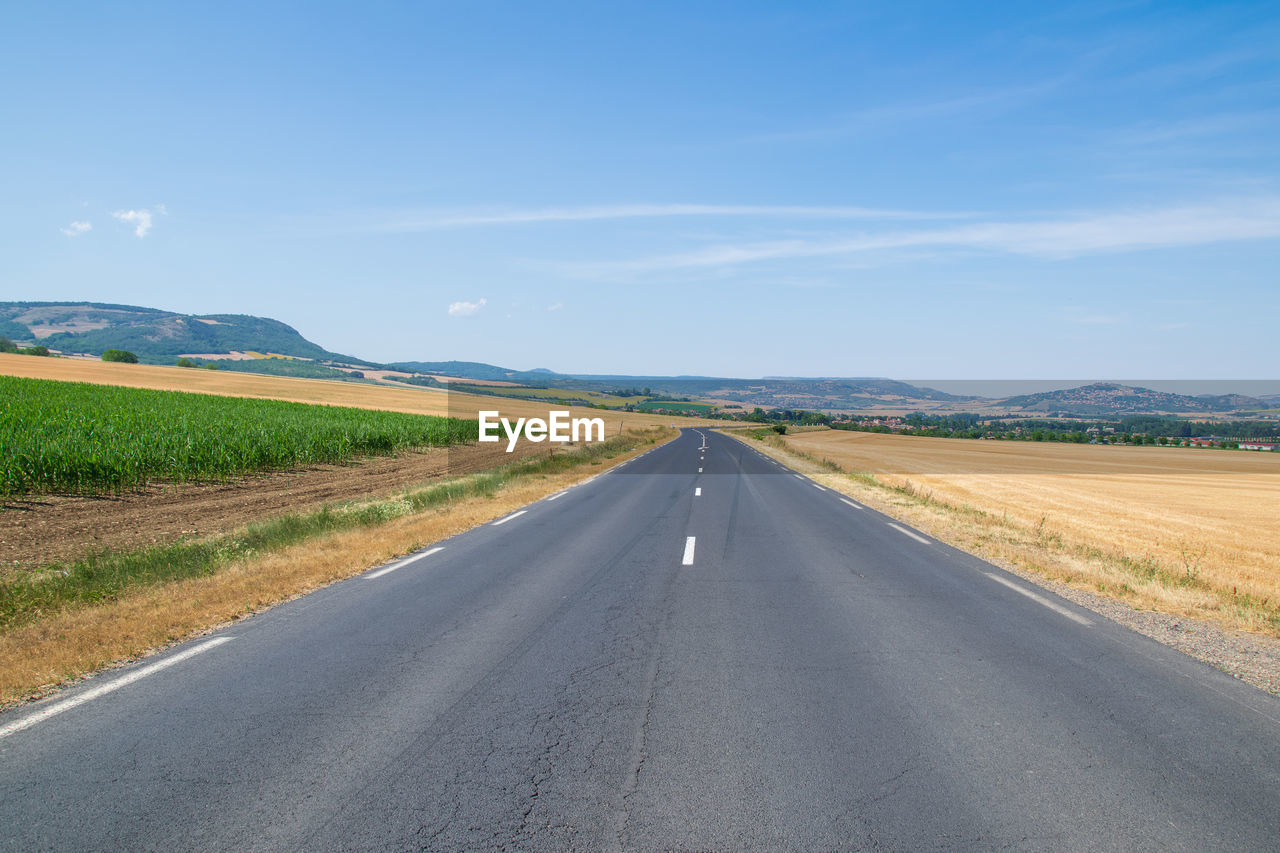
[3,1,1279,378]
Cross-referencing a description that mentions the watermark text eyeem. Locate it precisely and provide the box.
[479,410,606,452]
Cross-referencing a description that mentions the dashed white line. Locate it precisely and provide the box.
[793,474,805,480]
[698,467,702,473]
[695,487,702,496]
[887,522,932,545]
[546,491,568,501]
[492,509,527,526]
[682,536,697,566]
[0,637,234,740]
[985,572,1093,626]
[840,498,863,510]
[812,483,825,492]
[365,546,445,580]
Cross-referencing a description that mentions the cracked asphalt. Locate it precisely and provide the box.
[2,428,1279,850]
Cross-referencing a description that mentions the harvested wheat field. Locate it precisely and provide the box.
[0,353,709,431]
[784,429,1280,635]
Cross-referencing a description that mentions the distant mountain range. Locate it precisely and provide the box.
[4,302,1273,416]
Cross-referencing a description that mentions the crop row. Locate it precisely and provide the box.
[0,376,478,496]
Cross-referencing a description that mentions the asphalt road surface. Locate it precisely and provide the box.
[3,428,1279,851]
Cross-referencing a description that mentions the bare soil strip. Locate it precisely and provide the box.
[724,429,1280,696]
[1,441,555,574]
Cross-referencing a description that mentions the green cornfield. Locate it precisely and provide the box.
[0,376,478,496]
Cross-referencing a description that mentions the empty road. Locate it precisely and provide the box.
[2,428,1279,850]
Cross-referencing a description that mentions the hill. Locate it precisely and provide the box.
[390,361,548,383]
[0,302,370,366]
[999,382,1265,415]
[4,303,1271,417]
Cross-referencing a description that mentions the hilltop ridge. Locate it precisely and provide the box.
[1001,382,1264,415]
[0,302,372,366]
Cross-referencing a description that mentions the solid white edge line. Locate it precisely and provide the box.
[984,572,1093,626]
[492,509,528,526]
[546,491,568,501]
[695,487,702,496]
[840,498,863,510]
[888,522,932,545]
[365,546,445,580]
[682,536,697,566]
[0,637,234,740]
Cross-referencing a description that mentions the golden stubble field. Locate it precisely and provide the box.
[0,353,710,431]
[782,429,1280,634]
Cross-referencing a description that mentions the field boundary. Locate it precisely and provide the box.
[720,428,1280,696]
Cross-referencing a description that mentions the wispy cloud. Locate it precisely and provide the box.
[1104,111,1280,153]
[574,198,1280,275]
[60,220,92,237]
[112,205,166,237]
[742,73,1076,146]
[1067,313,1124,326]
[447,297,486,317]
[546,303,563,311]
[1125,44,1277,89]
[367,203,971,232]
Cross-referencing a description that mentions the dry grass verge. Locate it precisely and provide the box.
[1,428,674,708]
[724,428,1280,695]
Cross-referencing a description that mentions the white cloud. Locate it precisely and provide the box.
[448,297,486,317]
[547,303,563,311]
[60,220,92,237]
[370,203,972,232]
[112,205,166,237]
[576,197,1280,275]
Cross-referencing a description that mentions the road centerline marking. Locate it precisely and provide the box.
[985,573,1093,626]
[888,522,932,545]
[492,509,527,526]
[682,536,697,566]
[695,487,702,496]
[365,546,445,580]
[0,637,234,740]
